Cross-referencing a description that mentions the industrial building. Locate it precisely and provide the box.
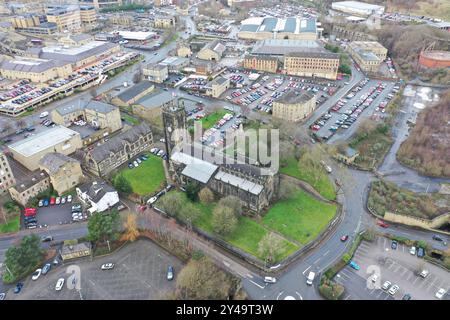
[206,76,230,98]
[143,63,169,83]
[243,55,279,73]
[284,51,340,80]
[331,1,385,17]
[197,40,226,61]
[251,39,324,56]
[0,152,15,194]
[238,17,318,41]
[272,91,316,122]
[348,41,387,73]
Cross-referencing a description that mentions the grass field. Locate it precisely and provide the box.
[121,113,140,126]
[389,0,450,21]
[197,110,228,130]
[161,192,300,263]
[119,155,165,195]
[262,188,337,245]
[280,157,336,201]
[0,215,20,234]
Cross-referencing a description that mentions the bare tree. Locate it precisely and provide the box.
[16,119,26,129]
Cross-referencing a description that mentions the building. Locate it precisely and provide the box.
[0,152,15,194]
[334,146,359,164]
[331,1,385,17]
[112,81,155,106]
[132,89,176,122]
[206,76,230,98]
[162,102,279,212]
[83,123,153,177]
[108,15,134,27]
[197,40,226,61]
[238,17,318,41]
[46,5,82,32]
[77,180,120,213]
[154,0,173,7]
[60,242,91,261]
[79,5,97,28]
[243,55,278,73]
[79,0,123,10]
[59,34,93,47]
[154,15,176,29]
[158,56,190,73]
[143,63,169,83]
[0,57,72,83]
[177,43,192,58]
[38,153,83,195]
[115,31,156,42]
[8,126,82,171]
[348,41,387,73]
[251,39,324,56]
[272,91,316,122]
[8,170,50,206]
[284,51,340,80]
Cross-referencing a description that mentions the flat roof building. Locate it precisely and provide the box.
[252,39,323,56]
[284,51,340,80]
[331,1,385,17]
[348,41,387,73]
[8,126,83,171]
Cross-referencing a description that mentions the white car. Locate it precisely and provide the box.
[147,196,158,205]
[435,288,446,299]
[410,246,416,255]
[67,195,73,203]
[369,274,378,283]
[55,197,61,205]
[133,161,139,167]
[101,263,115,270]
[388,284,399,295]
[381,280,391,290]
[264,276,276,284]
[61,196,66,204]
[150,147,157,153]
[55,278,65,291]
[31,268,42,281]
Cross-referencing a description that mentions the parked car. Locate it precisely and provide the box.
[61,197,66,204]
[417,247,425,258]
[101,263,115,270]
[55,197,61,205]
[419,269,429,278]
[147,196,158,205]
[409,246,416,255]
[167,266,174,281]
[388,284,399,295]
[381,280,391,290]
[50,197,56,205]
[263,276,276,284]
[377,220,389,228]
[340,235,349,242]
[67,195,73,203]
[41,235,53,242]
[435,288,446,299]
[55,278,65,291]
[43,199,49,206]
[14,283,23,294]
[402,294,412,300]
[0,293,5,300]
[391,240,397,250]
[31,269,42,281]
[432,235,443,242]
[349,261,360,270]
[38,199,44,207]
[42,263,51,275]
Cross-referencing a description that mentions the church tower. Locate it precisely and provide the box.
[162,99,187,158]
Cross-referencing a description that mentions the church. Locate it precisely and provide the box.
[162,99,279,213]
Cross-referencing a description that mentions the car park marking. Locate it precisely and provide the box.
[302,266,311,275]
[247,279,265,289]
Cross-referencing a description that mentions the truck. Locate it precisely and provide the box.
[306,271,315,285]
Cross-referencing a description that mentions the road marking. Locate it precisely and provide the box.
[248,279,265,289]
[376,291,383,299]
[412,276,420,285]
[323,250,330,257]
[313,257,321,264]
[302,266,312,275]
[400,268,408,277]
[344,294,351,300]
[276,291,283,300]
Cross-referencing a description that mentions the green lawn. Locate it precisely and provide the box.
[0,215,20,234]
[280,157,336,201]
[262,188,337,245]
[161,192,299,262]
[119,155,165,195]
[121,113,140,125]
[196,110,228,130]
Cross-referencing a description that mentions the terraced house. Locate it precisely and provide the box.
[83,123,153,177]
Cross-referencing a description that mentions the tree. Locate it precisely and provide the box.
[278,180,297,201]
[175,257,237,299]
[198,187,214,204]
[257,232,284,265]
[212,205,237,236]
[122,213,140,242]
[218,195,242,216]
[3,234,44,282]
[133,69,142,84]
[157,192,185,216]
[16,119,26,129]
[185,181,201,202]
[113,174,132,195]
[87,210,120,243]
[179,203,201,227]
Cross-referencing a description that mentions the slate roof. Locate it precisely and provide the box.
[78,180,116,203]
[0,58,69,73]
[275,91,315,104]
[89,122,152,162]
[39,152,79,175]
[201,40,226,56]
[117,81,154,103]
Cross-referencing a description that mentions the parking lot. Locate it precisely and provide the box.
[6,239,183,300]
[310,78,398,142]
[335,237,450,300]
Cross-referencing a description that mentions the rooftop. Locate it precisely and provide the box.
[39,152,79,175]
[285,51,340,59]
[54,100,117,116]
[275,90,315,104]
[240,17,317,35]
[136,89,175,109]
[0,57,69,73]
[8,126,80,157]
[252,39,324,56]
[173,152,218,184]
[214,170,263,195]
[117,81,155,103]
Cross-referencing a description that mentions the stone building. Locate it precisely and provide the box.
[177,43,192,58]
[0,152,16,194]
[111,81,155,107]
[132,89,176,122]
[8,170,50,206]
[143,63,169,83]
[243,55,278,73]
[197,40,226,61]
[154,15,176,29]
[348,41,387,73]
[272,91,316,122]
[38,153,83,195]
[284,52,340,80]
[83,123,153,177]
[206,76,230,98]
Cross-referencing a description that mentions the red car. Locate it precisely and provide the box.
[24,207,37,217]
[340,235,349,242]
[50,197,56,205]
[377,220,389,228]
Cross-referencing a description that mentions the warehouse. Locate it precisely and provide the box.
[251,39,324,56]
[284,51,340,80]
[331,1,385,17]
[238,17,318,40]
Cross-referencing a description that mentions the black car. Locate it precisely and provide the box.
[432,235,443,242]
[391,240,398,250]
[402,294,412,300]
[41,236,53,242]
[14,283,23,294]
[41,263,51,275]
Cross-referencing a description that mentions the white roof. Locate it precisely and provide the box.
[115,31,156,41]
[171,151,218,184]
[214,170,263,195]
[8,126,79,157]
[241,17,265,25]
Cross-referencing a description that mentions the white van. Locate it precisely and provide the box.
[40,111,49,118]
[306,272,315,285]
